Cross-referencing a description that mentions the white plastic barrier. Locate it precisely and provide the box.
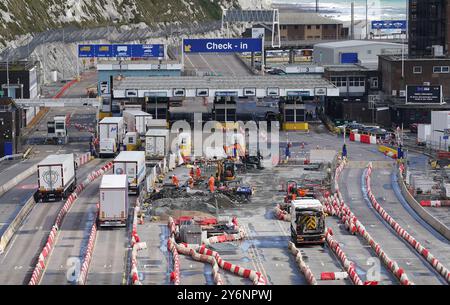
[321,272,348,281]
[28,161,113,285]
[288,242,317,285]
[202,226,246,245]
[366,162,450,284]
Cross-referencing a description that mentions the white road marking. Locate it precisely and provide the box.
[199,54,217,75]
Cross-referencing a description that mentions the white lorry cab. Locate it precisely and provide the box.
[290,199,326,245]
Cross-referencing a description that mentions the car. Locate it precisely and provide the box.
[267,68,286,75]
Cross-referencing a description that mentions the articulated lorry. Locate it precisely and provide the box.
[113,151,146,195]
[145,129,169,161]
[99,117,124,158]
[37,154,76,201]
[98,174,129,227]
[290,199,326,245]
[123,110,152,136]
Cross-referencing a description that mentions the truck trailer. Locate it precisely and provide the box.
[123,110,152,136]
[37,154,76,201]
[98,174,129,227]
[99,117,124,158]
[290,199,325,245]
[113,151,146,195]
[145,129,169,160]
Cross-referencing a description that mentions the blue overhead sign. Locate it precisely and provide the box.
[371,20,407,30]
[183,38,262,53]
[78,44,164,58]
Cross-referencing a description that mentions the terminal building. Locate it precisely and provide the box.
[0,60,39,99]
[110,75,339,131]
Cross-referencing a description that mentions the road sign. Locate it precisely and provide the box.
[406,85,443,104]
[371,20,407,30]
[78,44,164,58]
[183,38,262,53]
[252,28,265,39]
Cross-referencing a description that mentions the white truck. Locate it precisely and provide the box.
[98,175,129,227]
[37,154,76,201]
[99,117,124,158]
[113,151,146,195]
[290,199,326,245]
[145,129,169,160]
[123,110,152,136]
[47,115,68,145]
[417,124,431,146]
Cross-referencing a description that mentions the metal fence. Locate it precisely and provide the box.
[1,21,223,61]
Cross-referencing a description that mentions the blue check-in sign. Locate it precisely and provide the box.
[184,38,262,53]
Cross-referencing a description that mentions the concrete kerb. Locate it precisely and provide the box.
[396,166,450,241]
[0,196,36,254]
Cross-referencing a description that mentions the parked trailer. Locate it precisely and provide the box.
[145,129,169,160]
[99,117,124,158]
[417,124,431,146]
[123,110,152,136]
[37,154,76,202]
[113,151,146,195]
[98,174,129,227]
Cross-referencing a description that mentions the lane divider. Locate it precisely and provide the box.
[325,228,363,285]
[288,242,318,285]
[321,271,348,281]
[420,200,450,207]
[274,204,291,222]
[77,203,98,285]
[366,162,450,284]
[28,161,113,285]
[329,158,414,285]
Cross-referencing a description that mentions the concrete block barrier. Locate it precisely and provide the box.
[0,165,37,198]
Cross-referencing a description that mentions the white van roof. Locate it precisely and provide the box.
[291,199,323,210]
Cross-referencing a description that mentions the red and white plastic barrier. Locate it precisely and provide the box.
[73,123,95,133]
[288,242,317,285]
[327,159,414,285]
[129,205,147,285]
[420,200,450,207]
[366,163,450,283]
[197,244,267,285]
[325,228,364,285]
[202,227,246,245]
[78,205,98,285]
[28,162,113,285]
[75,152,91,168]
[349,132,377,145]
[274,204,291,222]
[321,272,348,281]
[167,217,266,285]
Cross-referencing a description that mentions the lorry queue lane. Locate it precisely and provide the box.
[0,158,106,285]
[39,172,105,285]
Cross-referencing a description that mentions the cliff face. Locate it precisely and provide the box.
[0,0,241,42]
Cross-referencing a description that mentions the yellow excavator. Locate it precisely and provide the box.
[216,159,236,183]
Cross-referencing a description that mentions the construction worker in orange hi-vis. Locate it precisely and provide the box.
[172,175,179,188]
[208,175,215,193]
[195,166,201,180]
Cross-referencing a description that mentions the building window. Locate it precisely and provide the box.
[367,50,372,55]
[307,25,311,30]
[330,76,348,88]
[413,66,422,74]
[316,25,320,30]
[433,66,450,73]
[281,25,287,30]
[294,25,298,29]
[348,76,365,87]
[371,77,379,88]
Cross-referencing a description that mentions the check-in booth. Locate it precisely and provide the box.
[143,92,169,122]
[212,91,238,129]
[280,94,308,131]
